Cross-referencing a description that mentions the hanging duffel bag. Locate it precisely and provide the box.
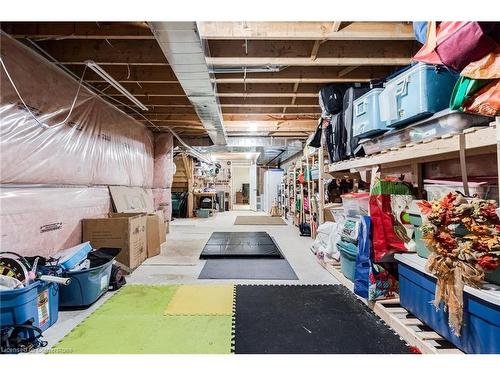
[308,117,323,148]
[449,76,491,110]
[414,22,500,72]
[319,84,348,117]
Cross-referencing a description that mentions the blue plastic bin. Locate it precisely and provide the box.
[0,281,59,332]
[397,256,500,354]
[380,63,458,128]
[338,241,358,281]
[59,255,113,308]
[353,88,388,138]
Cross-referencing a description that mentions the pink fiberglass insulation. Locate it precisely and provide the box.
[153,132,174,189]
[0,187,111,258]
[152,188,172,221]
[0,33,154,187]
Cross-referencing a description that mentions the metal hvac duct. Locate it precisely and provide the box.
[149,22,227,145]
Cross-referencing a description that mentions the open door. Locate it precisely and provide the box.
[249,162,257,211]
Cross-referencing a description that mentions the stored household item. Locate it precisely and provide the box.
[338,240,358,281]
[461,50,500,80]
[0,321,47,354]
[449,76,491,110]
[0,280,59,332]
[82,213,147,270]
[405,201,431,258]
[412,21,428,44]
[200,198,213,209]
[319,83,347,117]
[353,88,388,138]
[341,192,370,217]
[109,264,127,291]
[55,242,93,271]
[196,209,211,218]
[369,176,414,262]
[58,248,119,308]
[308,118,323,148]
[414,21,500,72]
[343,85,371,157]
[462,79,500,117]
[424,179,493,200]
[379,63,458,128]
[324,113,345,162]
[359,109,492,155]
[354,216,398,300]
[396,253,500,354]
[485,268,500,285]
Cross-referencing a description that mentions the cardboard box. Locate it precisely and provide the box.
[108,186,167,259]
[146,211,166,258]
[82,213,147,270]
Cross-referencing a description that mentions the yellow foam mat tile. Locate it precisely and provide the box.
[165,284,235,316]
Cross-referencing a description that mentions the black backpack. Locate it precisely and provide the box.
[319,84,348,117]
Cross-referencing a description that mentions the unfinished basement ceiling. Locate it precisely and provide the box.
[1,21,418,163]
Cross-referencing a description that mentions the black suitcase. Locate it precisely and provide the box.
[324,113,345,163]
[343,86,371,158]
[319,84,348,117]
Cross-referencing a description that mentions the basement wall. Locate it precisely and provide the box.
[0,33,173,256]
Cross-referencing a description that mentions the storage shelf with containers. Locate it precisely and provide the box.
[315,56,500,354]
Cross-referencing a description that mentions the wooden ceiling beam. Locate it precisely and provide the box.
[34,39,167,64]
[219,97,318,105]
[207,57,411,67]
[1,22,154,40]
[198,21,415,40]
[207,39,415,59]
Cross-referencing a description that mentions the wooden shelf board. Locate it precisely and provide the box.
[326,125,496,172]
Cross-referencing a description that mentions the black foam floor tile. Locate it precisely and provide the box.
[234,284,411,354]
[201,232,283,259]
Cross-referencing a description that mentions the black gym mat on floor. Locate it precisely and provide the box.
[234,285,411,354]
[198,259,298,280]
[200,232,283,259]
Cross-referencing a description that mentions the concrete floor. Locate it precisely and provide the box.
[42,209,338,350]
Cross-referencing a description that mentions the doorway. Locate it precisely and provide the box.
[231,163,251,210]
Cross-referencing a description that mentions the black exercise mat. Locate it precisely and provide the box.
[200,232,283,259]
[234,285,411,354]
[198,259,298,280]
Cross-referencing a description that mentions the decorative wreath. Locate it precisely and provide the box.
[417,192,500,335]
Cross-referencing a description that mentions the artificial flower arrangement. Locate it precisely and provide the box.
[417,192,500,335]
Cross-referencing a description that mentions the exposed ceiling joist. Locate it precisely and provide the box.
[2,22,154,40]
[198,21,415,40]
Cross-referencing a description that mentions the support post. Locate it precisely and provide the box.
[458,133,469,196]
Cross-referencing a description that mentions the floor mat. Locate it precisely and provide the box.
[165,284,235,316]
[234,216,286,225]
[200,231,283,259]
[198,259,298,280]
[233,284,411,354]
[52,285,232,354]
[143,238,207,265]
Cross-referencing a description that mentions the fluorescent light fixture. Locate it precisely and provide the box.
[85,60,148,111]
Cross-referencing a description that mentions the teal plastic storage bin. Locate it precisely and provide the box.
[0,281,59,332]
[196,209,210,218]
[59,249,117,308]
[414,227,431,258]
[338,241,358,281]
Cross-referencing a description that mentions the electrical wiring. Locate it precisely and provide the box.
[19,38,214,166]
[1,56,88,129]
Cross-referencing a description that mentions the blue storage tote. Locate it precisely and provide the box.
[338,240,358,281]
[0,281,59,332]
[352,88,388,138]
[59,249,117,308]
[379,63,458,128]
[396,254,500,354]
